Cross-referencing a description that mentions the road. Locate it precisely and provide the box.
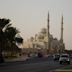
[0,56,72,72]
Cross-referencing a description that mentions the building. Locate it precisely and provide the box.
[23,13,65,54]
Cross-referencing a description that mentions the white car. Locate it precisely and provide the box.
[59,54,70,64]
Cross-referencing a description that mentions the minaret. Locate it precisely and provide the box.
[47,12,50,51]
[60,15,63,43]
[60,15,65,52]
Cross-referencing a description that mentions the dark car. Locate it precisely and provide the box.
[38,52,43,58]
[53,54,60,61]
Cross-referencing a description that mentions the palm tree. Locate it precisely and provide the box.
[4,23,23,53]
[5,27,19,41]
[0,18,10,29]
[0,18,10,63]
[15,35,23,44]
[0,18,23,62]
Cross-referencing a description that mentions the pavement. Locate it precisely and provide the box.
[53,69,72,72]
[0,56,72,72]
[4,55,29,62]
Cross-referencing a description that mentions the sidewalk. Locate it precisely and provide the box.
[53,66,72,72]
[4,56,29,62]
[53,69,72,72]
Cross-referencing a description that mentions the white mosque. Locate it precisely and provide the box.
[23,12,65,54]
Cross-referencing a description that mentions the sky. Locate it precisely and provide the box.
[0,0,72,50]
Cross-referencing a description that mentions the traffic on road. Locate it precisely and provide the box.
[0,53,72,72]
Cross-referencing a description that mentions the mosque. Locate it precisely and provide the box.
[23,12,65,54]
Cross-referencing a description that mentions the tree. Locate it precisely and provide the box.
[5,25,23,45]
[15,36,23,44]
[0,18,10,63]
[5,27,18,41]
[0,18,23,63]
[0,18,10,29]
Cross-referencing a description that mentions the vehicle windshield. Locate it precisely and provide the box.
[56,55,60,57]
[61,55,69,57]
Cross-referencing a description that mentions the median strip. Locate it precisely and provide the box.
[53,66,72,72]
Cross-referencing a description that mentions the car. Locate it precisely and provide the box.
[37,52,43,58]
[53,54,60,61]
[59,54,70,64]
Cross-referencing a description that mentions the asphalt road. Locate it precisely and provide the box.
[0,56,72,72]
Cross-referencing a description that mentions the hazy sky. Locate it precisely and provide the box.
[0,0,72,50]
